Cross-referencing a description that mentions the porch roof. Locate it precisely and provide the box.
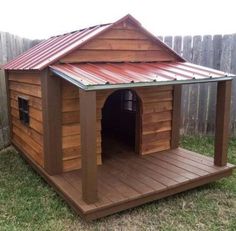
[50,62,233,90]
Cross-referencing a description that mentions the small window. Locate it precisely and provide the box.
[18,97,29,125]
[122,90,137,112]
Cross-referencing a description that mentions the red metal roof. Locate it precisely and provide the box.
[3,24,111,70]
[50,62,232,90]
[3,14,184,70]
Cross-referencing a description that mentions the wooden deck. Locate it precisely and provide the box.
[45,147,234,220]
[14,142,235,221]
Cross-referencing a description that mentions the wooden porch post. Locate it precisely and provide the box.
[171,85,182,149]
[41,70,63,175]
[79,89,98,204]
[214,80,232,166]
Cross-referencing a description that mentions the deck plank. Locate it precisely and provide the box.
[166,151,219,173]
[140,156,189,183]
[109,156,167,190]
[175,148,234,168]
[99,165,140,199]
[14,143,234,220]
[144,154,199,179]
[102,159,155,194]
[151,153,209,176]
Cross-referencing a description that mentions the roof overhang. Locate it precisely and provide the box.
[50,62,234,91]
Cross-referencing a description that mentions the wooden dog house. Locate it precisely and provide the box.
[3,15,235,220]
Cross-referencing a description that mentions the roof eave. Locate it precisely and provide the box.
[50,67,233,91]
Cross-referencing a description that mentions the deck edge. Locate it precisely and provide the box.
[84,168,233,220]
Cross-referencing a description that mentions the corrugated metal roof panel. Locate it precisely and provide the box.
[50,62,233,90]
[4,24,111,70]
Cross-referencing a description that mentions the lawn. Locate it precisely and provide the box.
[0,136,235,231]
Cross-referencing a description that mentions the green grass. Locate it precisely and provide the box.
[0,136,235,231]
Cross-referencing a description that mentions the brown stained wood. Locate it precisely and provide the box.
[41,71,62,175]
[62,123,101,137]
[142,121,172,135]
[12,125,43,154]
[62,111,80,124]
[99,166,139,199]
[98,28,151,40]
[12,118,43,146]
[136,85,173,93]
[103,160,154,194]
[139,91,173,103]
[142,101,173,113]
[62,82,80,99]
[145,154,198,180]
[30,107,43,122]
[171,85,182,149]
[142,131,171,143]
[142,140,170,155]
[63,146,80,158]
[9,73,41,85]
[30,117,43,134]
[79,90,98,203]
[10,90,42,110]
[7,71,44,167]
[152,153,208,176]
[13,134,43,166]
[9,81,42,97]
[63,143,102,158]
[61,50,176,63]
[63,155,102,172]
[111,155,177,187]
[62,133,101,149]
[80,39,162,51]
[214,80,232,166]
[12,143,235,221]
[10,99,42,122]
[142,111,172,124]
[61,80,102,172]
[11,106,43,134]
[62,124,80,136]
[166,151,218,173]
[62,98,80,112]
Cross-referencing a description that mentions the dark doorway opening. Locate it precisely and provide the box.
[101,90,140,159]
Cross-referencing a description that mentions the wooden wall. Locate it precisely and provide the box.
[136,86,173,155]
[60,21,177,63]
[97,86,173,156]
[8,72,44,166]
[61,80,101,172]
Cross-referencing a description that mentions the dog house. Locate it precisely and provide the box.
[3,15,235,220]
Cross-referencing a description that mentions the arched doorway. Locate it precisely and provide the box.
[101,89,141,159]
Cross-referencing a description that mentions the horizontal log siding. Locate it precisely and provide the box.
[60,21,177,63]
[8,72,44,166]
[61,80,102,172]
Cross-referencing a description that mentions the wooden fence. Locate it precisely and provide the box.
[0,32,236,149]
[158,34,236,136]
